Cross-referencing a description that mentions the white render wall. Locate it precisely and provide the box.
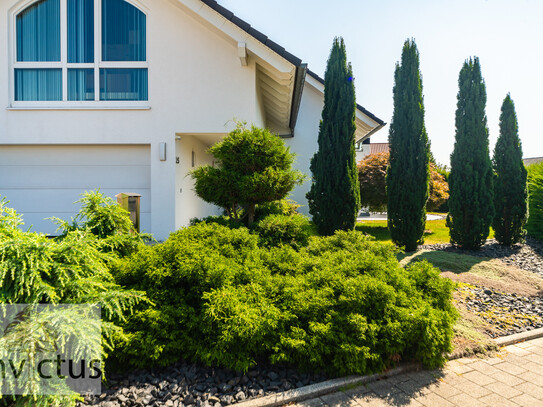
[284,82,323,216]
[175,135,221,229]
[0,0,265,240]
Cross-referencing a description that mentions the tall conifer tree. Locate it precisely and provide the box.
[492,94,528,245]
[307,38,360,235]
[447,57,494,249]
[386,39,430,252]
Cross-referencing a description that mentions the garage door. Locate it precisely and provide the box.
[0,145,151,235]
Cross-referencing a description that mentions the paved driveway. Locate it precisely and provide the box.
[294,337,543,406]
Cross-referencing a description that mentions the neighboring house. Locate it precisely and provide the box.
[0,0,385,240]
[524,157,543,166]
[355,142,389,164]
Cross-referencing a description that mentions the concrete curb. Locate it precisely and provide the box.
[234,363,420,407]
[495,326,543,347]
[233,330,543,407]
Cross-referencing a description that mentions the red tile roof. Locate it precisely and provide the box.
[370,143,389,155]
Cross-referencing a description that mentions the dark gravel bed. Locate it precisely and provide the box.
[457,286,543,338]
[79,363,328,407]
[420,237,543,276]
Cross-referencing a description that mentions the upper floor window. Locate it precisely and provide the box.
[13,0,148,104]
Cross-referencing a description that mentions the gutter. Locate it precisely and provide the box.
[285,63,308,137]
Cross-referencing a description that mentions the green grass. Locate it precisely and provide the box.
[398,250,490,273]
[355,218,495,246]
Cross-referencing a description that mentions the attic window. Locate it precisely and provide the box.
[13,0,148,105]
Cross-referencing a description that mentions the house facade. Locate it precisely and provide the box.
[0,0,384,240]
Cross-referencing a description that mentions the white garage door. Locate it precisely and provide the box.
[0,145,151,235]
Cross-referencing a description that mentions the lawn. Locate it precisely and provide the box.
[355,218,495,245]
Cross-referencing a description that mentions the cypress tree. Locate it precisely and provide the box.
[307,37,360,235]
[492,94,528,245]
[446,57,494,249]
[386,39,430,252]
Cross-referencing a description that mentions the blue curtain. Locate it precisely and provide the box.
[15,69,62,101]
[102,0,146,61]
[68,69,95,100]
[100,69,147,100]
[17,0,61,61]
[68,0,94,63]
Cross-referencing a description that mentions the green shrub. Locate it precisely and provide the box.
[253,213,312,249]
[51,190,152,257]
[527,162,543,240]
[0,200,146,406]
[111,223,264,368]
[114,223,457,375]
[190,123,304,225]
[254,199,301,221]
[189,215,244,229]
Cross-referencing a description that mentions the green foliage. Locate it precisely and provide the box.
[357,153,448,213]
[0,200,147,406]
[253,213,312,249]
[527,162,543,240]
[357,152,388,212]
[254,199,301,221]
[51,190,152,257]
[111,223,262,368]
[447,57,494,249]
[492,94,528,245]
[189,215,244,229]
[114,223,457,376]
[386,39,430,252]
[191,123,304,226]
[307,37,360,235]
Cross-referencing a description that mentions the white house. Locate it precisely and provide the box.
[355,142,389,164]
[0,0,385,241]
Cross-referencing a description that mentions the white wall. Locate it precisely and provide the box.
[284,82,323,216]
[175,136,221,229]
[0,0,264,240]
[0,145,151,234]
[356,144,371,164]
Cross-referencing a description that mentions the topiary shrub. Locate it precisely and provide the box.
[253,213,312,249]
[527,162,543,240]
[191,123,304,225]
[113,223,457,376]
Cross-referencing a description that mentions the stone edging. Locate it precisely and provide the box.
[494,326,543,347]
[234,328,543,407]
[233,363,420,407]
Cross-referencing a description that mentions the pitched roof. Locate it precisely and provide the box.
[370,143,389,155]
[200,0,302,66]
[306,70,385,126]
[199,0,385,126]
[524,157,543,166]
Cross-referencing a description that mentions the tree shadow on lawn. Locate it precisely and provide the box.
[397,250,489,274]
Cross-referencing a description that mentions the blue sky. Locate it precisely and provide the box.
[220,0,543,166]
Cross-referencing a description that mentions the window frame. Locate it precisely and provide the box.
[9,0,150,109]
